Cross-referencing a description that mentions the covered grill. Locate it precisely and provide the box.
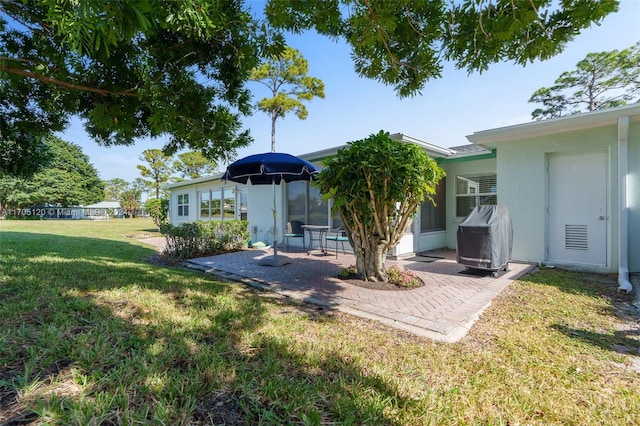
[456,205,512,277]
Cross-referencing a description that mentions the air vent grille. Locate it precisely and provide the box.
[565,225,588,250]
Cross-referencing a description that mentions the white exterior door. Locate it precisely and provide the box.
[547,152,608,266]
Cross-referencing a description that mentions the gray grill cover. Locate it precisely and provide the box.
[456,205,512,270]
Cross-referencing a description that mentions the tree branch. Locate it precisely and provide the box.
[0,65,139,97]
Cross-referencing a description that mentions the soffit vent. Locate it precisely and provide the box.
[565,225,588,250]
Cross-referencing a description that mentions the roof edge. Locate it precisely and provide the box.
[467,104,640,148]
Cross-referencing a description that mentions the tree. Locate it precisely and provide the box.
[1,1,618,172]
[119,189,141,218]
[0,0,259,176]
[173,151,218,180]
[0,128,51,178]
[0,137,103,207]
[131,177,152,201]
[103,178,130,202]
[137,149,173,199]
[529,42,640,120]
[316,131,445,282]
[250,47,324,152]
[146,197,169,228]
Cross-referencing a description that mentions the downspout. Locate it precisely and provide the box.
[618,116,633,293]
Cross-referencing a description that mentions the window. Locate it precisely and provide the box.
[177,194,189,217]
[287,181,307,223]
[200,191,211,218]
[211,190,221,218]
[286,181,333,226]
[421,178,445,232]
[455,173,497,217]
[223,188,235,219]
[200,188,240,220]
[238,188,248,220]
[308,184,328,225]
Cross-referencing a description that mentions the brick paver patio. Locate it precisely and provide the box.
[168,244,535,342]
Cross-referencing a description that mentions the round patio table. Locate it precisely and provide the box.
[301,225,329,255]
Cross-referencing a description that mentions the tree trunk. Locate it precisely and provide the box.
[271,113,277,152]
[351,231,388,282]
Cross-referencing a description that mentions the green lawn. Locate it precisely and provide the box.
[1,219,638,425]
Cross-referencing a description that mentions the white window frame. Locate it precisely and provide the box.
[177,194,189,217]
[455,172,497,218]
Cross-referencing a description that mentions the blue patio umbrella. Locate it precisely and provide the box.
[222,152,319,266]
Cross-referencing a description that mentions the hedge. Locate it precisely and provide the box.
[160,220,249,264]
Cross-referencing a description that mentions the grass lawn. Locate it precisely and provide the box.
[1,218,639,425]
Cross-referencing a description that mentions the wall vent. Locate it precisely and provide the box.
[565,225,588,250]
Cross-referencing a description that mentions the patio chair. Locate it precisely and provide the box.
[284,220,305,251]
[325,227,349,258]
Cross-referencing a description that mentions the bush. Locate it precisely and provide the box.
[386,265,421,288]
[160,220,249,264]
[145,197,169,228]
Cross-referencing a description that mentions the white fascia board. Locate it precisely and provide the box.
[300,133,456,163]
[163,173,225,191]
[299,146,343,163]
[467,104,640,149]
[390,133,457,157]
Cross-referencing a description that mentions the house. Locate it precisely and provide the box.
[166,105,639,289]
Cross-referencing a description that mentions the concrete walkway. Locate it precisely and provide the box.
[141,238,534,342]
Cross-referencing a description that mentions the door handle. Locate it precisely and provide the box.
[599,216,605,221]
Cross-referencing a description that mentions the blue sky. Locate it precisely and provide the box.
[64,0,640,182]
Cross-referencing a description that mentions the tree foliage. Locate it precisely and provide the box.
[137,149,173,199]
[266,0,619,96]
[103,178,130,202]
[250,47,325,152]
[119,189,141,218]
[529,42,640,120]
[0,0,262,174]
[316,131,445,282]
[146,197,169,228]
[0,0,619,176]
[174,151,218,180]
[0,137,103,208]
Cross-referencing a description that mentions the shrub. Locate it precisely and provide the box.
[146,197,169,228]
[386,265,421,288]
[338,264,357,278]
[160,220,249,264]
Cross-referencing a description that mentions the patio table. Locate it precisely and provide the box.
[301,225,329,255]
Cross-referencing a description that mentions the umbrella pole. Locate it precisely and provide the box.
[272,180,278,257]
[259,179,291,266]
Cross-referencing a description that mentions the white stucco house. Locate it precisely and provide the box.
[165,105,639,289]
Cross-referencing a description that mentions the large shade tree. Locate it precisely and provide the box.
[250,47,325,152]
[316,131,445,282]
[0,1,619,176]
[529,42,640,120]
[0,136,103,209]
[0,0,262,178]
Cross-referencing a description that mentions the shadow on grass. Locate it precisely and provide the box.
[520,268,640,356]
[550,324,640,356]
[0,231,410,424]
[518,268,620,298]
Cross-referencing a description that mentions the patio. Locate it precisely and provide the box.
[178,246,535,342]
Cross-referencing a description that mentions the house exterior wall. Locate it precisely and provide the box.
[248,184,286,245]
[442,157,497,250]
[169,187,197,224]
[629,120,640,272]
[496,125,620,272]
[168,180,289,248]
